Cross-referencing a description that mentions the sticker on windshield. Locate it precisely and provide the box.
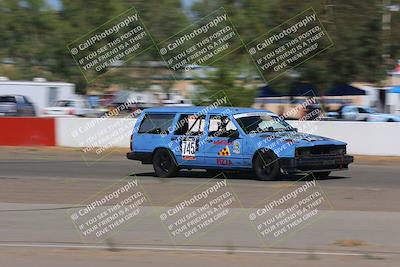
[182,137,197,160]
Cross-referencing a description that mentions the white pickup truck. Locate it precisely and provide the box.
[42,99,95,117]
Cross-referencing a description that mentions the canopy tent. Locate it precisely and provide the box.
[389,86,400,94]
[289,83,319,97]
[258,83,366,97]
[325,84,366,96]
[257,84,318,97]
[257,85,286,97]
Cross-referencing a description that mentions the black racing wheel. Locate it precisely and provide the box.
[253,150,280,181]
[153,149,178,178]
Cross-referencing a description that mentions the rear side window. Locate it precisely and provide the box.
[138,113,175,134]
[0,96,16,103]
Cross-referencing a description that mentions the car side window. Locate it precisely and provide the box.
[358,108,368,113]
[138,113,175,134]
[208,115,238,138]
[15,95,23,103]
[174,114,205,136]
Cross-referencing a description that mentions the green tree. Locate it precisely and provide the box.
[191,0,388,95]
[0,0,62,79]
[194,64,256,107]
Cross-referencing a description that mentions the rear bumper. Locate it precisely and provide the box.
[126,151,153,164]
[279,155,354,173]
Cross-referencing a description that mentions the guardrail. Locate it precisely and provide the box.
[1,117,399,156]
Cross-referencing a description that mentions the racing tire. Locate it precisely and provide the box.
[153,149,179,178]
[312,171,331,179]
[253,151,280,181]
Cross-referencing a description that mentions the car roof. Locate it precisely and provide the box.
[143,106,275,115]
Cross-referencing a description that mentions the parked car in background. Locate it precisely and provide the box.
[368,111,400,122]
[0,95,36,116]
[327,105,400,122]
[42,99,94,117]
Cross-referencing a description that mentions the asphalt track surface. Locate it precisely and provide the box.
[0,148,400,266]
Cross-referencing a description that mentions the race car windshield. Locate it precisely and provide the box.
[234,114,294,134]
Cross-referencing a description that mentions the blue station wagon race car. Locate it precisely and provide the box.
[127,107,354,180]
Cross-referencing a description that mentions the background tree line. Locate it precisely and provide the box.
[0,0,399,106]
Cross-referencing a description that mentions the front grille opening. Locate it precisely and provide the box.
[296,145,346,157]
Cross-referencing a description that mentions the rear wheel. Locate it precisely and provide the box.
[253,151,280,181]
[312,171,331,179]
[153,149,178,178]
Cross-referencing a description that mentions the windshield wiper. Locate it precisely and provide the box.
[262,128,295,132]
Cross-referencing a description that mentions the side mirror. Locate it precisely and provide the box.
[229,131,240,139]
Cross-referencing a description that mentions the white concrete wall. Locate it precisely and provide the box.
[56,118,135,149]
[288,121,400,156]
[56,118,400,156]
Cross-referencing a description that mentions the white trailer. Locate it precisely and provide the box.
[0,78,75,116]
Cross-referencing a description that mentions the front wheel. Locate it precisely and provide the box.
[153,149,178,178]
[253,151,280,181]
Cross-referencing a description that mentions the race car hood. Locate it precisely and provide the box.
[260,131,343,143]
[254,131,346,157]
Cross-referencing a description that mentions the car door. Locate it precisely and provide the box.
[169,113,206,166]
[202,114,244,168]
[343,106,356,120]
[23,96,35,116]
[15,95,24,116]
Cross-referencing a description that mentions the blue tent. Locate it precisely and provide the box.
[325,84,366,96]
[290,83,319,97]
[389,86,400,94]
[258,84,319,97]
[258,83,366,97]
[257,85,286,97]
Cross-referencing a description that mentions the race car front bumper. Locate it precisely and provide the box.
[279,155,354,173]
